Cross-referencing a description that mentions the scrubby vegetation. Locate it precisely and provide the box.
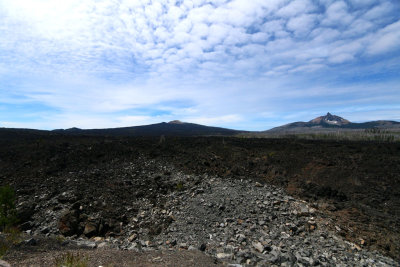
[0,185,20,259]
[54,252,88,267]
[242,129,400,142]
[0,227,21,259]
[290,130,398,142]
[0,185,17,230]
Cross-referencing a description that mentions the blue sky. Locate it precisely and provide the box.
[0,0,399,130]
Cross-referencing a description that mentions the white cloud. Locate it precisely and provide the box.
[286,14,317,36]
[261,19,285,34]
[344,18,374,37]
[328,53,354,64]
[251,32,270,43]
[191,23,209,38]
[368,31,400,55]
[310,28,341,43]
[363,2,394,20]
[188,114,243,126]
[207,24,230,46]
[322,1,354,27]
[289,63,326,73]
[2,0,395,80]
[1,0,397,78]
[367,20,400,55]
[277,0,315,18]
[0,0,399,130]
[330,40,363,58]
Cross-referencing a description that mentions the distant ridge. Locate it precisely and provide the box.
[1,114,399,137]
[268,113,400,133]
[52,121,243,137]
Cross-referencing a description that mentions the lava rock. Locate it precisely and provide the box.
[58,209,79,236]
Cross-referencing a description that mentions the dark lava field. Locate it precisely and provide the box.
[0,130,399,266]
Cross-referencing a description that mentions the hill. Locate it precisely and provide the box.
[52,120,243,137]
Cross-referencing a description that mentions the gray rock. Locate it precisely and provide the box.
[83,222,97,237]
[25,238,37,246]
[252,241,264,253]
[75,240,97,249]
[128,233,137,242]
[97,242,108,248]
[0,259,11,267]
[217,253,233,259]
[127,242,138,250]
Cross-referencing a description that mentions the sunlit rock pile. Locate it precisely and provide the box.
[16,156,397,266]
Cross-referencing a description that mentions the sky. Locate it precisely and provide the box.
[0,0,400,130]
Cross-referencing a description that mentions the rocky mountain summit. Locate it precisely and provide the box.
[267,113,400,133]
[168,120,185,124]
[309,112,350,126]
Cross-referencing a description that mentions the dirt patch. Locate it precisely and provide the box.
[7,248,220,267]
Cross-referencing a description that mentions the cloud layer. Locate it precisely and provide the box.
[0,0,399,129]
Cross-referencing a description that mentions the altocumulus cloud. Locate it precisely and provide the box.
[0,0,399,130]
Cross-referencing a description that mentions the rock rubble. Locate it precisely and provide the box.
[15,155,398,266]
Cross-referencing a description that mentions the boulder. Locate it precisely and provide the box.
[0,260,11,267]
[58,209,79,236]
[83,222,97,237]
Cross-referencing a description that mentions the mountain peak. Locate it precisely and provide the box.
[168,120,185,124]
[310,113,350,125]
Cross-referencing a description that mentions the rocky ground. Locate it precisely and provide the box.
[0,134,399,266]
